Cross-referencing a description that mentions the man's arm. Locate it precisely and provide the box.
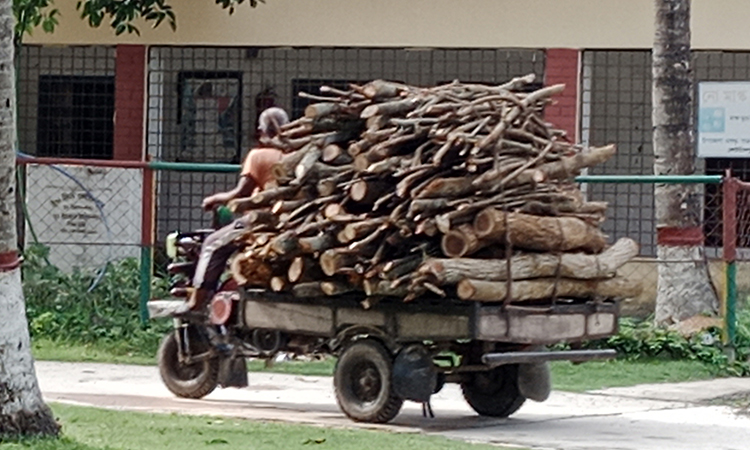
[202,175,257,211]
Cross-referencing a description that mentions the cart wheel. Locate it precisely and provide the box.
[334,339,403,423]
[158,331,219,399]
[461,364,526,418]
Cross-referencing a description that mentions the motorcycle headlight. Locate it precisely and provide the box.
[165,232,178,259]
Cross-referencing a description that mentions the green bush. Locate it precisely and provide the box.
[583,314,750,376]
[22,244,171,357]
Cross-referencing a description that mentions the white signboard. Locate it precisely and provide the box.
[698,82,750,158]
[25,165,142,270]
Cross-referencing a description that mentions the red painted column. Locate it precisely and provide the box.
[544,48,580,143]
[114,45,146,161]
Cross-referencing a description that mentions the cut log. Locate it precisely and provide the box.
[230,185,299,212]
[457,276,643,302]
[421,237,639,285]
[324,203,346,219]
[298,233,336,254]
[474,208,607,253]
[408,198,449,218]
[320,249,359,276]
[294,145,323,182]
[380,254,422,280]
[272,199,308,215]
[272,145,314,182]
[288,256,323,283]
[441,224,490,258]
[243,209,278,227]
[304,102,342,119]
[321,281,357,296]
[362,79,407,99]
[339,218,387,243]
[363,279,409,298]
[350,179,391,204]
[322,144,353,165]
[361,98,421,119]
[270,276,287,292]
[269,230,299,256]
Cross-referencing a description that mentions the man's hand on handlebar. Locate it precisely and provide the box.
[202,194,225,211]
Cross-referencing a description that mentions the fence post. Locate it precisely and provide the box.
[722,170,737,347]
[139,166,155,325]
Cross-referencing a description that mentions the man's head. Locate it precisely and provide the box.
[258,107,289,140]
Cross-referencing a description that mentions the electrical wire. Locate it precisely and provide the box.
[17,151,114,292]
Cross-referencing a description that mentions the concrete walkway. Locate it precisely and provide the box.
[37,361,750,450]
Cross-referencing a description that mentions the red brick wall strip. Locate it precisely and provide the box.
[114,45,146,161]
[543,48,580,143]
[657,226,705,246]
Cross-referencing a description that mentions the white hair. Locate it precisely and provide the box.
[258,107,289,138]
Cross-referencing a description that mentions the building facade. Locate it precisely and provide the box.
[18,0,750,257]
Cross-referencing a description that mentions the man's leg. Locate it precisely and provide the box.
[188,219,247,312]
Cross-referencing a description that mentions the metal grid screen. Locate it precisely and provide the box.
[580,51,656,255]
[17,46,116,159]
[581,50,750,256]
[147,46,546,240]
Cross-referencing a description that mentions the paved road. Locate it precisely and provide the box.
[37,361,750,450]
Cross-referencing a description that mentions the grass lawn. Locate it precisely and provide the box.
[32,339,720,392]
[0,404,518,450]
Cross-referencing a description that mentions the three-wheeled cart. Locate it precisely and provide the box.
[150,289,617,423]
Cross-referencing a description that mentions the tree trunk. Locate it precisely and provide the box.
[0,0,59,436]
[653,0,717,324]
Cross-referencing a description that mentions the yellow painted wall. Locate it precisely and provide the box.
[24,0,750,49]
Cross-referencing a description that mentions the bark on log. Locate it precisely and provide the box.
[321,281,357,296]
[294,145,323,182]
[408,198,449,219]
[292,282,326,298]
[339,218,387,243]
[362,79,407,100]
[272,145,314,182]
[244,209,278,227]
[298,233,336,254]
[269,230,299,256]
[417,176,478,199]
[363,279,409,298]
[305,102,342,119]
[474,208,607,253]
[361,98,421,119]
[272,199,308,215]
[474,144,617,189]
[457,276,642,302]
[230,186,299,213]
[422,237,639,285]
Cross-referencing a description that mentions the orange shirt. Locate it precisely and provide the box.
[241,148,283,189]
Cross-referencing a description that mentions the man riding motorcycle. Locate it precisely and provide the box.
[176,107,289,315]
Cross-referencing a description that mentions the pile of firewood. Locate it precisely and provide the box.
[227,75,642,305]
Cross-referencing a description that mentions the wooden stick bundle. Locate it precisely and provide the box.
[226,75,641,305]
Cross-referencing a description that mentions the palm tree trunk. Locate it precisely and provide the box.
[653,0,718,324]
[0,0,59,437]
